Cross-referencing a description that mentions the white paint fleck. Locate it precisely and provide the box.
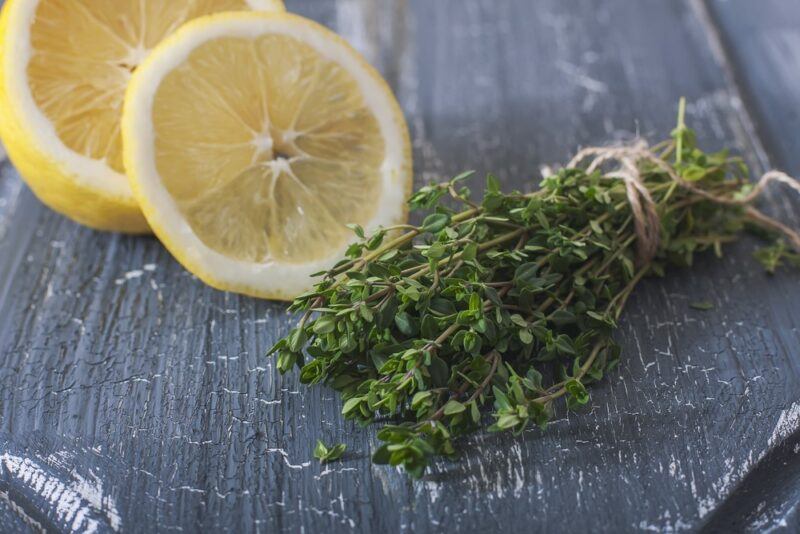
[636,509,692,532]
[265,448,311,470]
[668,458,680,478]
[314,467,358,480]
[115,270,144,285]
[422,481,442,504]
[0,453,121,532]
[555,61,608,93]
[174,486,205,494]
[768,401,800,448]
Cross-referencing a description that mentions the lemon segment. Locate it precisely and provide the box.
[123,12,412,299]
[0,0,285,233]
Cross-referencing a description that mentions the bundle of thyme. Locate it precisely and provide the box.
[270,101,800,477]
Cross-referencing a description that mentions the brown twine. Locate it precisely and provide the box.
[567,140,800,264]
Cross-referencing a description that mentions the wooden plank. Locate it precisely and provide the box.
[0,0,797,532]
[697,1,800,530]
[703,0,800,253]
[706,0,800,174]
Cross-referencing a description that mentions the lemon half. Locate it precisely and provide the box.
[0,0,285,233]
[123,12,412,300]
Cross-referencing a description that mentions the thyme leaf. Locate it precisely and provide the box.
[313,440,347,463]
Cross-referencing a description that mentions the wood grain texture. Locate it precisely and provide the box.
[698,1,800,530]
[0,0,799,532]
[707,0,800,175]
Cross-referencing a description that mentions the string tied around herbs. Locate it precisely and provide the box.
[567,140,800,265]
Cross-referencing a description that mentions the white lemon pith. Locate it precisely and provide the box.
[0,0,285,233]
[123,12,412,300]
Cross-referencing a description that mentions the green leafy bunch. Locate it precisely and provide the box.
[270,103,798,478]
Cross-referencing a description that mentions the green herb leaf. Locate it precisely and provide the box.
[443,400,466,415]
[314,440,347,463]
[346,224,365,239]
[689,301,714,311]
[422,213,451,233]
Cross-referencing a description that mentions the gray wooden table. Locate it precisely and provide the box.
[1,1,800,532]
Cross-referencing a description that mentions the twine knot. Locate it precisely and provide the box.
[567,141,800,265]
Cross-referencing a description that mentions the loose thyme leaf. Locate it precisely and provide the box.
[271,103,800,478]
[313,440,328,459]
[314,440,347,463]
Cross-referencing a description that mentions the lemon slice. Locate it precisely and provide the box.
[0,0,285,233]
[123,12,412,299]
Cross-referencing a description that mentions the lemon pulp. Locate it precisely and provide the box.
[152,33,385,263]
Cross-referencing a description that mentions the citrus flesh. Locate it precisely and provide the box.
[123,12,412,298]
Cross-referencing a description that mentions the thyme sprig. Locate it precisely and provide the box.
[270,104,800,478]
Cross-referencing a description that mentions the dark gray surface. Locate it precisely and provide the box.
[708,0,800,175]
[1,0,799,532]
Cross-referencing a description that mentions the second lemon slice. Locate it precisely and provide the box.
[123,12,412,299]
